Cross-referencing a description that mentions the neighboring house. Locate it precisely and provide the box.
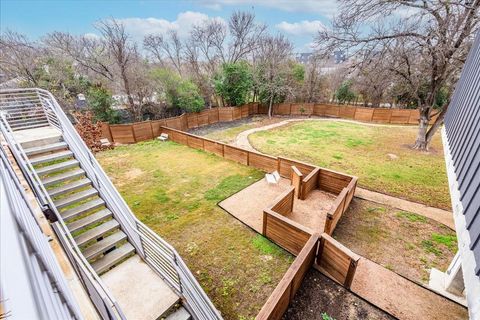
[439,31,480,319]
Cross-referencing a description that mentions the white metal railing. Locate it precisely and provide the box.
[0,143,82,320]
[0,90,50,130]
[0,88,222,320]
[0,99,125,320]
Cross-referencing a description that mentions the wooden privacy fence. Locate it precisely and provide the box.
[268,103,438,125]
[101,103,258,143]
[100,102,438,144]
[255,233,361,320]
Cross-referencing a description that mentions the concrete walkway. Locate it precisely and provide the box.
[231,117,455,230]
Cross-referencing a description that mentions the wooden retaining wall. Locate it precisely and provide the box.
[291,166,303,199]
[256,233,361,320]
[324,178,358,235]
[256,234,318,320]
[263,187,311,255]
[316,233,360,289]
[271,187,295,216]
[263,209,312,255]
[300,167,320,200]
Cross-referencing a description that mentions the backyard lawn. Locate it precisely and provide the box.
[96,140,293,320]
[249,120,450,209]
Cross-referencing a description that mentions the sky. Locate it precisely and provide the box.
[0,0,339,52]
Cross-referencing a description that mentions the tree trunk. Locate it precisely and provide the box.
[268,96,274,118]
[413,107,431,150]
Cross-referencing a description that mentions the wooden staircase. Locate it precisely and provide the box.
[24,134,135,275]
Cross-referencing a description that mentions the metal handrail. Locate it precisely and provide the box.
[0,100,125,320]
[0,143,81,320]
[1,88,222,320]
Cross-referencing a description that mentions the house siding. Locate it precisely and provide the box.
[444,30,480,276]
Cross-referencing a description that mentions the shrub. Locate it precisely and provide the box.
[214,61,253,106]
[86,86,120,124]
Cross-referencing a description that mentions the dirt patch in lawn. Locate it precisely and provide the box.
[283,268,394,320]
[333,198,457,284]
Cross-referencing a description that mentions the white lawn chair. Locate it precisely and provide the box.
[100,138,111,147]
[265,170,281,185]
[157,133,169,142]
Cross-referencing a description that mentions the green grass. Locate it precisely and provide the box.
[431,233,457,251]
[96,140,292,320]
[249,121,450,209]
[204,174,256,201]
[251,235,285,256]
[396,211,428,223]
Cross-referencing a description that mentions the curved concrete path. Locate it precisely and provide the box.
[232,117,455,230]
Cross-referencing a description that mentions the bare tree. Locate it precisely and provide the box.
[228,11,266,63]
[96,19,142,120]
[144,30,183,75]
[354,56,393,107]
[0,30,43,85]
[255,34,294,117]
[316,0,480,150]
[45,32,114,81]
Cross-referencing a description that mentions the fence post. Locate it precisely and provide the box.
[291,166,303,199]
[149,120,154,139]
[316,236,326,265]
[262,211,267,235]
[344,258,358,289]
[131,125,137,143]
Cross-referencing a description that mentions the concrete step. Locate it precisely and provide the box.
[24,141,68,157]
[91,243,135,274]
[12,122,48,131]
[165,307,192,320]
[36,159,79,176]
[48,178,91,198]
[67,209,112,233]
[18,132,63,149]
[10,119,49,129]
[74,219,120,247]
[30,150,73,165]
[8,117,48,125]
[41,168,85,187]
[83,230,127,260]
[54,188,99,209]
[61,198,105,221]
